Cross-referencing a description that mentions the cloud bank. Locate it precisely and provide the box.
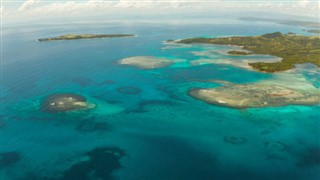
[2,0,319,23]
[18,0,40,12]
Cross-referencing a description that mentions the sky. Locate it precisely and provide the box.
[1,0,319,23]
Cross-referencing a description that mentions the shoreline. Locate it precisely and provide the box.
[176,32,320,72]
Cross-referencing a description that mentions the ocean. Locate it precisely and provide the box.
[1,19,319,180]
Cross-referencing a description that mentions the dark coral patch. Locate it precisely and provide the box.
[296,147,320,168]
[116,86,141,95]
[17,147,125,180]
[125,100,175,113]
[73,77,92,87]
[0,151,21,169]
[224,136,247,145]
[156,85,185,102]
[264,141,287,152]
[75,122,110,132]
[61,147,125,180]
[100,80,116,85]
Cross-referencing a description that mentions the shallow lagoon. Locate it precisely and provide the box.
[1,21,319,180]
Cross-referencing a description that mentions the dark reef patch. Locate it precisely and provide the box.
[99,80,116,85]
[116,86,141,95]
[75,122,111,133]
[61,147,125,180]
[224,136,247,145]
[125,100,175,113]
[131,135,218,180]
[72,77,92,87]
[264,141,287,152]
[41,93,88,113]
[19,147,125,180]
[0,151,21,169]
[91,95,122,104]
[130,135,308,180]
[296,147,320,168]
[156,85,186,102]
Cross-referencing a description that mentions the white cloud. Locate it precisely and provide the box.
[4,0,320,23]
[18,0,40,12]
[298,0,310,7]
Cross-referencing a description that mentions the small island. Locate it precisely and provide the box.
[119,56,175,69]
[227,50,253,55]
[189,83,320,109]
[177,32,320,72]
[41,93,95,113]
[38,34,135,42]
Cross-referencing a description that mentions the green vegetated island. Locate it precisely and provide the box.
[38,34,135,42]
[177,32,320,72]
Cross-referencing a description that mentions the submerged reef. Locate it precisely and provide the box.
[75,122,110,132]
[72,77,92,87]
[0,151,21,169]
[60,147,125,180]
[41,93,95,113]
[264,141,287,152]
[116,86,141,95]
[38,34,135,42]
[296,147,320,168]
[119,56,174,69]
[18,147,125,180]
[178,32,320,72]
[224,136,247,145]
[189,82,320,109]
[125,100,175,113]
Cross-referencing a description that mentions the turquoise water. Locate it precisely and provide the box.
[1,21,319,180]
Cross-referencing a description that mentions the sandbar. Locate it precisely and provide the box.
[189,75,320,109]
[119,56,175,69]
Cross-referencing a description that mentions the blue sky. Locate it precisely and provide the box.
[1,0,319,23]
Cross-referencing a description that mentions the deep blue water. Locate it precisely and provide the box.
[1,20,320,180]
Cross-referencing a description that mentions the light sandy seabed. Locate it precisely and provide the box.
[189,73,320,109]
[119,56,185,69]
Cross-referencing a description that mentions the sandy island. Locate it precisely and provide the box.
[119,56,182,69]
[188,75,320,109]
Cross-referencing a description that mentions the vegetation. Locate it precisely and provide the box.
[227,50,252,55]
[177,32,320,72]
[38,34,135,42]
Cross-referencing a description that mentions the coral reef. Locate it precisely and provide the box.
[0,151,21,169]
[41,93,95,113]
